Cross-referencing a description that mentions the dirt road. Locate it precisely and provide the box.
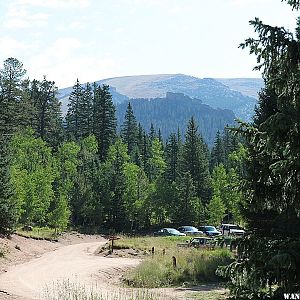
[0,240,141,299]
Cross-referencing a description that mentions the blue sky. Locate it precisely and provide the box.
[0,0,298,88]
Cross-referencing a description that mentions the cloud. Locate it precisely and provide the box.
[0,37,30,58]
[4,6,49,29]
[16,0,90,9]
[25,37,120,87]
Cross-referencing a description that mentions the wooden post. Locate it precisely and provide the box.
[108,236,120,254]
[172,256,177,268]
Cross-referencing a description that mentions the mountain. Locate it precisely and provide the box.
[216,78,264,99]
[93,74,259,121]
[58,85,129,115]
[58,74,261,121]
[117,92,235,147]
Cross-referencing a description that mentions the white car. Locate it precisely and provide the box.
[220,224,245,236]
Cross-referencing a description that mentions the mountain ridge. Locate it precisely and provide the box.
[58,74,262,121]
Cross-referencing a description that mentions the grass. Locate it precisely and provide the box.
[42,279,164,300]
[124,248,233,288]
[16,226,59,240]
[187,289,228,300]
[113,235,189,253]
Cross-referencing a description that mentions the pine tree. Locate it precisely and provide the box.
[93,84,116,161]
[182,117,211,204]
[219,3,300,298]
[121,102,138,157]
[0,58,26,134]
[149,123,156,143]
[141,131,151,177]
[81,82,93,137]
[165,133,180,182]
[210,130,225,170]
[105,138,129,231]
[30,77,63,148]
[65,79,83,140]
[0,136,16,235]
[173,172,201,225]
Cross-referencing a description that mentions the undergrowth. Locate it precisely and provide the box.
[125,248,233,288]
[16,226,59,240]
[43,279,163,300]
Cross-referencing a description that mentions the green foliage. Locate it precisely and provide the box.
[50,141,80,230]
[123,163,149,230]
[16,226,58,240]
[148,138,166,182]
[206,195,225,227]
[66,80,93,140]
[121,102,138,157]
[11,130,56,226]
[116,92,236,147]
[126,248,233,288]
[173,172,203,225]
[93,84,117,161]
[0,58,26,135]
[30,77,63,148]
[0,136,17,235]
[219,3,300,298]
[182,117,211,204]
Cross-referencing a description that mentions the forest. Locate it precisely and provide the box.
[0,63,244,234]
[1,0,300,298]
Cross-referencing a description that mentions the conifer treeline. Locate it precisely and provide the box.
[0,58,245,235]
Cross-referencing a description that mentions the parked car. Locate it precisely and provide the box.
[177,237,216,249]
[154,228,186,236]
[198,226,222,237]
[220,224,245,236]
[177,226,204,236]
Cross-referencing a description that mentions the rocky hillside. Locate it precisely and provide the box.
[117,92,235,147]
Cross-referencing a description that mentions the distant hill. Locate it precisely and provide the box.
[93,74,259,121]
[216,78,264,99]
[58,74,261,120]
[117,92,235,147]
[58,85,129,115]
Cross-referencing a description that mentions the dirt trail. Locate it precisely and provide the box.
[0,240,141,299]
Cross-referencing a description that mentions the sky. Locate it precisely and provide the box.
[0,0,298,88]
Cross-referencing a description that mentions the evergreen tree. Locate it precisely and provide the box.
[0,58,26,134]
[65,79,83,140]
[121,102,138,157]
[81,83,93,137]
[149,123,156,143]
[71,135,100,227]
[0,136,16,235]
[30,77,63,148]
[105,138,129,231]
[93,84,116,161]
[210,130,225,170]
[165,133,180,182]
[66,80,93,140]
[173,172,202,225]
[182,117,211,204]
[219,3,300,298]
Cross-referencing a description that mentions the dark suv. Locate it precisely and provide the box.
[198,226,222,236]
